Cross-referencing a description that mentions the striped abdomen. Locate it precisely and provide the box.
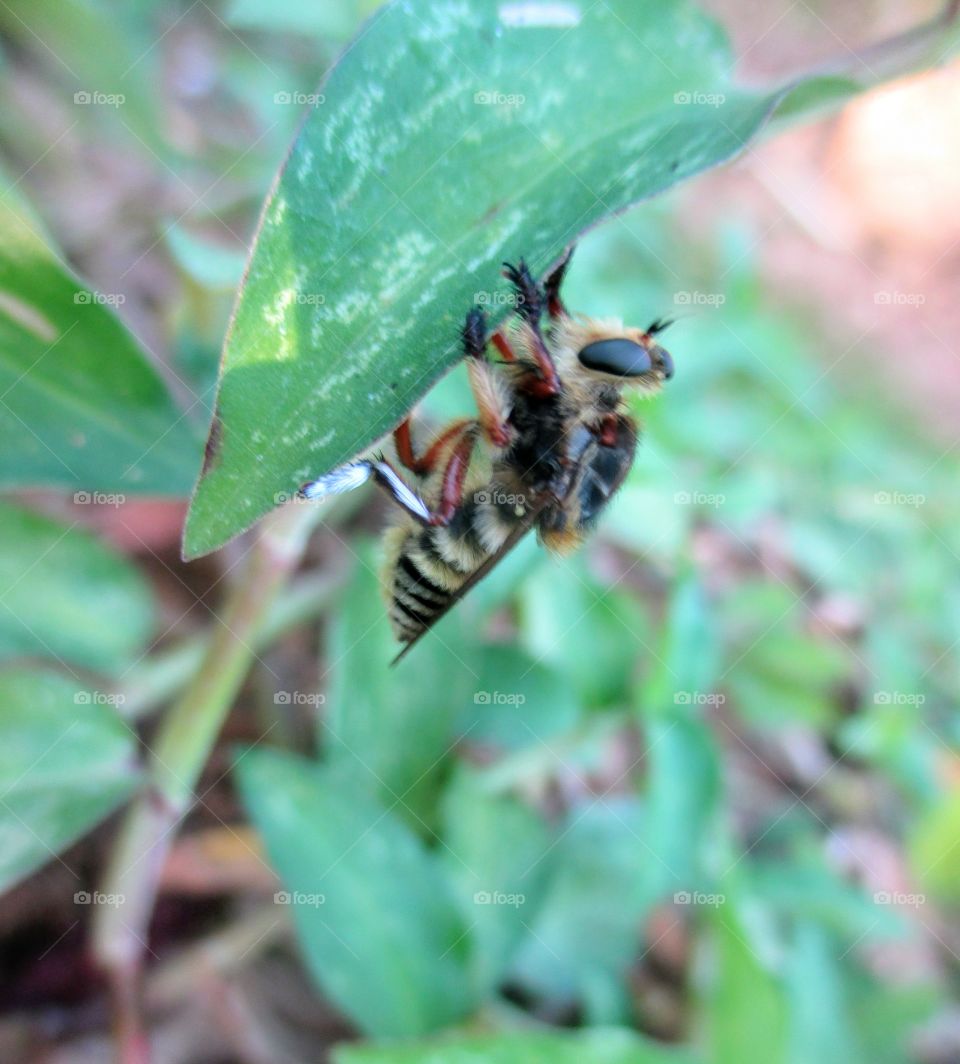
[387,496,516,642]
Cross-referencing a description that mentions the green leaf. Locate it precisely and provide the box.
[236,748,473,1037]
[910,786,960,903]
[0,501,154,674]
[0,0,164,155]
[0,182,201,495]
[519,560,650,707]
[728,631,849,729]
[322,549,478,829]
[439,765,554,997]
[511,799,662,1021]
[641,574,721,715]
[456,644,580,750]
[226,0,375,38]
[786,922,861,1064]
[166,224,247,291]
[333,1027,703,1064]
[706,904,788,1064]
[643,714,720,892]
[0,667,140,894]
[184,0,788,556]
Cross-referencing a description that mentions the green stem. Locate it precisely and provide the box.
[91,503,322,1058]
[120,570,338,719]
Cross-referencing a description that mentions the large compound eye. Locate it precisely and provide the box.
[577,338,652,376]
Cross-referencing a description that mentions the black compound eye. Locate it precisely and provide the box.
[577,338,652,377]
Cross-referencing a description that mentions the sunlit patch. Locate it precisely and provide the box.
[0,291,57,342]
[498,2,581,28]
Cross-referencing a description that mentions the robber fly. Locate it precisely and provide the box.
[299,247,674,662]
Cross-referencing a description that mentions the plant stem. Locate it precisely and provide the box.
[91,503,322,1061]
[786,0,959,86]
[120,570,339,720]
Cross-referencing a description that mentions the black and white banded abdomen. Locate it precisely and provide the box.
[383,493,521,643]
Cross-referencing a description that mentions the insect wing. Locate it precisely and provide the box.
[390,494,551,665]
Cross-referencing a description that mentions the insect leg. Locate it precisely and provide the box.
[299,458,432,523]
[393,418,420,472]
[394,417,474,475]
[431,428,478,526]
[462,308,512,447]
[543,245,574,317]
[502,259,560,395]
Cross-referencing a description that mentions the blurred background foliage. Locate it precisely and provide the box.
[0,0,959,1062]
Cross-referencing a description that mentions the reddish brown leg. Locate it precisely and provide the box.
[430,430,477,525]
[491,332,517,362]
[393,418,419,471]
[494,330,555,399]
[393,417,473,475]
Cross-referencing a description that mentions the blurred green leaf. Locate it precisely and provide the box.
[910,785,960,903]
[643,715,720,892]
[226,0,375,38]
[641,575,721,715]
[0,667,140,894]
[786,922,861,1064]
[0,501,154,674]
[166,225,247,291]
[0,0,163,153]
[519,561,650,707]
[706,904,788,1064]
[236,748,473,1037]
[322,550,478,829]
[512,799,661,1021]
[439,765,553,997]
[0,183,201,494]
[185,0,792,556]
[729,631,850,729]
[749,858,903,943]
[847,975,941,1064]
[333,1027,704,1064]
[456,644,580,751]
